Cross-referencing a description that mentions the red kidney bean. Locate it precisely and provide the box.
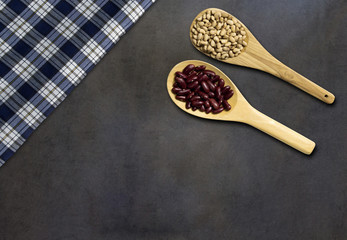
[209,98,219,110]
[175,71,187,79]
[195,65,206,72]
[222,86,231,95]
[198,91,209,100]
[204,100,210,108]
[172,87,182,94]
[176,95,186,101]
[219,79,225,88]
[192,107,197,111]
[192,101,204,108]
[187,91,195,99]
[191,95,201,102]
[206,106,213,114]
[177,89,191,96]
[222,100,231,111]
[175,77,186,89]
[206,80,216,92]
[223,89,231,95]
[198,74,209,82]
[173,82,179,88]
[201,81,210,93]
[224,90,234,100]
[204,70,216,77]
[186,101,192,109]
[212,107,224,114]
[183,64,195,75]
[193,85,201,92]
[200,105,206,112]
[208,92,215,98]
[211,75,220,83]
[218,98,223,106]
[187,80,198,89]
[216,86,222,99]
[186,74,198,84]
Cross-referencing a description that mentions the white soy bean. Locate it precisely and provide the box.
[231,25,236,32]
[227,20,234,25]
[233,48,240,53]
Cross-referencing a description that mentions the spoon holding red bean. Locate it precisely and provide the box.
[167,60,316,155]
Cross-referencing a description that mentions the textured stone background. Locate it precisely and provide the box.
[0,0,346,239]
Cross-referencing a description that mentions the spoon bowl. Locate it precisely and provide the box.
[167,60,316,155]
[190,8,335,104]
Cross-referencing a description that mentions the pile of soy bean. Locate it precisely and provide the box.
[172,64,234,114]
[191,9,248,60]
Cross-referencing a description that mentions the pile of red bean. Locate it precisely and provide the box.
[172,64,234,114]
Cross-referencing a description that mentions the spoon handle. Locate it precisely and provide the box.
[243,107,315,154]
[246,51,335,104]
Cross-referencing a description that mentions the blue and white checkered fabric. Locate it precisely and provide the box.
[0,0,155,167]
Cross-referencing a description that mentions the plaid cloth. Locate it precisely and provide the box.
[0,0,155,167]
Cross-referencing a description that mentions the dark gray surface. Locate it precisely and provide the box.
[1,0,346,239]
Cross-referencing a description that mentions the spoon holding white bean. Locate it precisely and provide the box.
[190,8,335,104]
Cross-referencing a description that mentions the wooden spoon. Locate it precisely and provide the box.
[190,8,335,104]
[167,60,315,155]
